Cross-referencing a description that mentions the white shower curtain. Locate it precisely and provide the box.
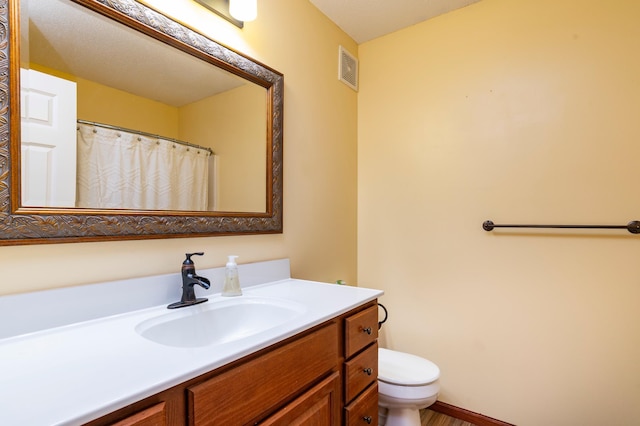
[76,123,210,211]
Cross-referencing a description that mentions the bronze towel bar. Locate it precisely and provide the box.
[482,220,640,234]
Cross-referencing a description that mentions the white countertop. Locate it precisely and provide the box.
[0,276,382,425]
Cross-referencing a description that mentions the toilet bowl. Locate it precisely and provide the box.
[378,347,440,426]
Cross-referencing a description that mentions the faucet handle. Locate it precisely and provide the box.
[183,252,204,265]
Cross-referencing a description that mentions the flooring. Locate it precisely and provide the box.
[421,408,477,426]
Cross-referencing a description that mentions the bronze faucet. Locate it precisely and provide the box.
[168,252,211,309]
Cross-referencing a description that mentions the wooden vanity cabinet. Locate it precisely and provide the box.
[84,301,378,426]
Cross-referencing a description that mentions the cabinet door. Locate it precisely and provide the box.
[260,372,340,426]
[110,402,167,426]
[187,323,338,425]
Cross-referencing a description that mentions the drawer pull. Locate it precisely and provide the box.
[362,326,372,335]
[363,415,373,424]
[363,367,373,375]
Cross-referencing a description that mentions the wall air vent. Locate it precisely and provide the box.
[338,45,358,91]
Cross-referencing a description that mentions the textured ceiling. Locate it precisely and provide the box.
[309,0,483,43]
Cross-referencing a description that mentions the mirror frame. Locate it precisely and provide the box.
[0,0,283,246]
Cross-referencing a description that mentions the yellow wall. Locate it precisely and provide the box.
[358,0,640,425]
[0,0,358,294]
[179,84,266,211]
[77,78,180,138]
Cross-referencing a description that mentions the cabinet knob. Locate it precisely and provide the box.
[363,415,373,424]
[362,326,372,335]
[363,367,373,376]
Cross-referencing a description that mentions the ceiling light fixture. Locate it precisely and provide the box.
[194,0,249,28]
[229,0,257,22]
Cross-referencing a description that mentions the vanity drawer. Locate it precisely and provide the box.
[344,342,378,402]
[345,305,378,358]
[344,383,378,426]
[187,322,338,426]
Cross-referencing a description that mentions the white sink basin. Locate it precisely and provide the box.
[136,297,306,348]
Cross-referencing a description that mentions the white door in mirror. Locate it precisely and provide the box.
[20,68,77,207]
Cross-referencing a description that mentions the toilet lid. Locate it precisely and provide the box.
[378,348,440,385]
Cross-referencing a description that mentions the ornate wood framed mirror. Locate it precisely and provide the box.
[0,0,283,245]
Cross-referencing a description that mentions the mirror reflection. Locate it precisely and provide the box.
[20,0,267,212]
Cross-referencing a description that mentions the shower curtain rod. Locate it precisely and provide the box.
[77,119,214,154]
[482,220,640,234]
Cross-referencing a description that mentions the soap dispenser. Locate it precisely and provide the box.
[222,255,242,296]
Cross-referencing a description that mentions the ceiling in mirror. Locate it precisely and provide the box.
[0,0,284,245]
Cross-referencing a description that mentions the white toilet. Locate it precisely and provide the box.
[377,347,441,426]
